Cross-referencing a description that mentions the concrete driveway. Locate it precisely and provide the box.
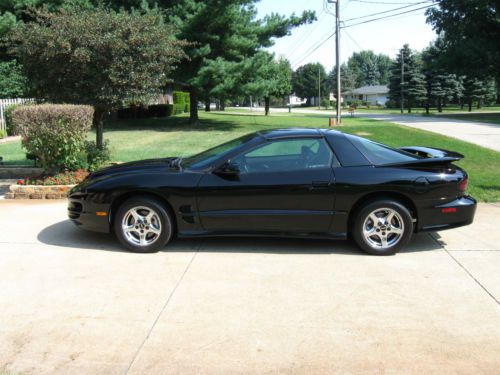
[1,200,499,374]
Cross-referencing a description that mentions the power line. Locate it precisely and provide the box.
[285,9,328,61]
[342,28,364,51]
[342,4,435,28]
[350,0,430,4]
[290,31,336,69]
[343,0,432,22]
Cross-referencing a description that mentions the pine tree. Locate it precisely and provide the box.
[388,44,425,112]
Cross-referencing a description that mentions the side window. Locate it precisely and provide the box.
[234,138,334,173]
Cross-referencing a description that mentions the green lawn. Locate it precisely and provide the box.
[1,111,499,201]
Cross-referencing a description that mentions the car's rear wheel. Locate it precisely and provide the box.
[114,196,173,253]
[353,199,413,255]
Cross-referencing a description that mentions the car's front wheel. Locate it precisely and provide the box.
[114,196,173,253]
[353,199,413,255]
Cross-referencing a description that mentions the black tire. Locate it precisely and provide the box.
[114,196,173,253]
[352,199,413,255]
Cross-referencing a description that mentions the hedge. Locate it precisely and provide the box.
[173,91,190,114]
[117,104,173,119]
[12,104,94,172]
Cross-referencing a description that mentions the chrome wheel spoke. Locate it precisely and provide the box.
[145,210,155,223]
[369,213,379,225]
[390,226,403,235]
[386,211,395,225]
[139,232,147,245]
[124,225,137,234]
[380,235,388,247]
[149,225,161,235]
[130,209,142,222]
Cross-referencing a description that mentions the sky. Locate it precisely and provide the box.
[255,0,438,71]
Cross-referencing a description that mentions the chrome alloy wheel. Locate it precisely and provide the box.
[362,208,404,249]
[121,206,162,246]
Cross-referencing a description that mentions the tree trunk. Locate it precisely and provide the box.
[460,99,464,110]
[477,98,482,109]
[468,97,472,112]
[437,98,442,113]
[189,88,199,124]
[205,98,210,112]
[93,108,105,149]
[425,102,430,115]
[264,97,270,116]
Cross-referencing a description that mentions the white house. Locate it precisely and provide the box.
[344,85,389,106]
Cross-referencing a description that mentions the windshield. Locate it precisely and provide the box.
[182,134,255,170]
[345,134,421,165]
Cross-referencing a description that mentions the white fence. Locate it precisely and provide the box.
[0,98,33,135]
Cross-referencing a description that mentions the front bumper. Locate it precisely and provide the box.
[418,195,477,232]
[68,195,111,233]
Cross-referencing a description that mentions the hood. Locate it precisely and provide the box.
[88,157,178,179]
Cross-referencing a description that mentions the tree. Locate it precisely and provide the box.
[346,50,392,87]
[8,6,186,148]
[292,63,327,106]
[242,53,292,115]
[463,77,497,111]
[168,1,315,123]
[426,0,500,81]
[388,44,426,112]
[327,63,357,102]
[0,60,26,98]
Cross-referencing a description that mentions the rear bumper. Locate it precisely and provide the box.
[68,196,111,233]
[418,195,477,232]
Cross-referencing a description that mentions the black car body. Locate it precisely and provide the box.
[68,128,476,255]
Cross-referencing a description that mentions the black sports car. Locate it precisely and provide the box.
[68,128,476,255]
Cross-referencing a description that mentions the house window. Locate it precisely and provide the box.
[358,95,363,100]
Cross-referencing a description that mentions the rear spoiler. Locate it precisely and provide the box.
[379,146,464,167]
[399,146,464,161]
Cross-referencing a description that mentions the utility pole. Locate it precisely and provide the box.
[335,0,341,124]
[327,0,341,123]
[400,49,404,114]
[318,66,321,109]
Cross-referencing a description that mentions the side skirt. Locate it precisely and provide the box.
[177,230,348,241]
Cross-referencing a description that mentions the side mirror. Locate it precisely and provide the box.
[214,161,240,178]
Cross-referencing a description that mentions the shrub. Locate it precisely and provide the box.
[85,140,111,172]
[173,91,190,114]
[12,104,94,172]
[0,129,5,138]
[149,104,173,117]
[4,104,20,136]
[320,98,330,109]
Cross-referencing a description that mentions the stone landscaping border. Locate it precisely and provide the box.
[5,184,75,199]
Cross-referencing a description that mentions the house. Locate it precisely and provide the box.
[343,85,389,106]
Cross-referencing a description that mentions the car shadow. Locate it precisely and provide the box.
[37,220,443,256]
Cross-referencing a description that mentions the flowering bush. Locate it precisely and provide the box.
[12,104,93,173]
[17,169,89,186]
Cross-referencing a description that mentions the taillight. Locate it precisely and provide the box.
[458,176,468,193]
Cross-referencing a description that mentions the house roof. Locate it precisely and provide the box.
[347,85,389,95]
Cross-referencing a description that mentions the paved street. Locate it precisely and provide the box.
[356,113,500,152]
[233,107,500,152]
[1,200,499,374]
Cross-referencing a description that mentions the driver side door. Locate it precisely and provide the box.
[196,137,336,234]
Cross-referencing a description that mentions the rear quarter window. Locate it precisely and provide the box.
[345,134,420,165]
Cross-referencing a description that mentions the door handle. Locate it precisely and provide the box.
[310,181,331,189]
